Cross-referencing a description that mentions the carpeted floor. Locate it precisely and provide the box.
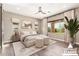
[13,39,57,56]
[32,41,68,56]
[2,39,69,56]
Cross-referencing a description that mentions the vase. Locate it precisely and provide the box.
[68,34,76,48]
[68,42,73,48]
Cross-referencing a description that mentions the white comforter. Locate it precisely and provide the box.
[21,34,50,42]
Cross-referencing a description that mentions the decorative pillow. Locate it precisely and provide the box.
[31,31,37,35]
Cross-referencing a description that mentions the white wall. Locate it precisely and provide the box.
[48,14,64,22]
[0,5,2,46]
[41,18,48,35]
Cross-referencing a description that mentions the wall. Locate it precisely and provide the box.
[0,4,2,47]
[41,18,48,35]
[2,11,40,42]
[75,8,79,44]
[48,14,64,21]
[38,20,42,34]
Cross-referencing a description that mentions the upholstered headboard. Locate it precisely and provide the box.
[20,29,37,36]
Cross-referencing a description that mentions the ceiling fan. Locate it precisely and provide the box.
[35,6,50,14]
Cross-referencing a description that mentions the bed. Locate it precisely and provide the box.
[20,30,50,47]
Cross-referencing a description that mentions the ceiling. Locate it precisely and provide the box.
[2,3,79,19]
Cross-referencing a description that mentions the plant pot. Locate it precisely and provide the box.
[68,35,76,48]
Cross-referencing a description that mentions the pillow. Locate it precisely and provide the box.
[31,31,37,35]
[20,31,30,36]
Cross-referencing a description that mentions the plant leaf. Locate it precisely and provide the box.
[65,16,69,23]
[64,24,68,29]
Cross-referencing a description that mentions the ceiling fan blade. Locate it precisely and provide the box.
[35,6,50,14]
[35,11,46,14]
[35,6,41,14]
[39,6,46,14]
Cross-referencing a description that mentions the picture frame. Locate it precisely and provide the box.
[21,21,32,29]
[12,18,20,25]
[11,18,20,29]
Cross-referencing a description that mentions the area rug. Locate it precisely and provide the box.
[13,39,56,56]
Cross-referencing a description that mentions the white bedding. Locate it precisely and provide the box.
[20,30,50,47]
[21,34,50,42]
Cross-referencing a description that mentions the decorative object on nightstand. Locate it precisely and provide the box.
[11,28,20,42]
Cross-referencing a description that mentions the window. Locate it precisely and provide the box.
[54,22,64,33]
[48,23,51,32]
[48,19,64,33]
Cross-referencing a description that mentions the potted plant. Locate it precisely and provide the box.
[64,16,79,48]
